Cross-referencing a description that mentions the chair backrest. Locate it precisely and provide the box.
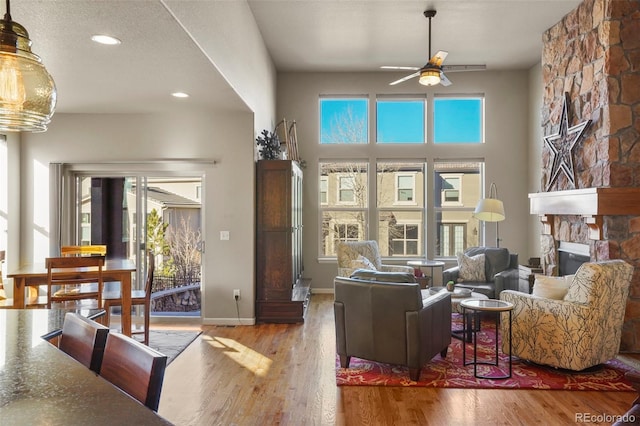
[100,332,168,411]
[61,245,107,256]
[465,246,513,281]
[59,312,110,373]
[144,251,155,300]
[564,259,634,307]
[46,256,106,308]
[337,240,382,270]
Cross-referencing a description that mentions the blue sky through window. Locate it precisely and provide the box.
[320,98,368,144]
[320,97,483,144]
[434,98,483,144]
[377,100,424,144]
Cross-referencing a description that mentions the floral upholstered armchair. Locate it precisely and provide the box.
[500,259,634,371]
[336,241,414,278]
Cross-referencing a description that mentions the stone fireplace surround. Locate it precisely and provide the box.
[538,0,640,351]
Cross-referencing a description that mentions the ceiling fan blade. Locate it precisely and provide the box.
[440,72,452,86]
[389,71,420,86]
[429,50,448,67]
[442,64,487,72]
[381,66,420,71]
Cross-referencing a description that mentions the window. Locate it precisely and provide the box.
[376,99,425,144]
[389,223,419,256]
[434,97,483,144]
[396,174,415,203]
[320,176,328,205]
[319,161,368,256]
[377,161,424,257]
[440,174,462,205]
[338,175,356,203]
[320,98,368,144]
[434,162,482,257]
[318,94,486,260]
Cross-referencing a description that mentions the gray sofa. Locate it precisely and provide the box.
[334,270,451,381]
[442,247,520,298]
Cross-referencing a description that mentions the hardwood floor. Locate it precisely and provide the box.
[158,294,636,425]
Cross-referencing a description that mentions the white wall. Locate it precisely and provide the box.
[277,70,531,290]
[19,109,256,323]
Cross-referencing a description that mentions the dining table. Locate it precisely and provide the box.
[0,309,172,425]
[7,258,136,337]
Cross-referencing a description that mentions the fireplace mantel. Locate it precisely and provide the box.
[529,187,640,239]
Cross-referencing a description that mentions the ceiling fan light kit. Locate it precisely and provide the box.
[419,68,440,86]
[0,0,56,132]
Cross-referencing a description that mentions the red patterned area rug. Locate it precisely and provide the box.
[336,315,635,390]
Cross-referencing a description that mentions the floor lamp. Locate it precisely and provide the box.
[474,183,505,247]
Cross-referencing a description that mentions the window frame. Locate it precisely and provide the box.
[317,93,486,261]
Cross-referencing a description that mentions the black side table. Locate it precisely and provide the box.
[461,299,514,379]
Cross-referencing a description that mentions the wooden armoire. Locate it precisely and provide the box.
[255,160,310,322]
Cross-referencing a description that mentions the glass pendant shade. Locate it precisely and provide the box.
[0,9,56,133]
[419,68,440,86]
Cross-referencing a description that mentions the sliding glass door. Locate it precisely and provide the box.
[70,173,203,317]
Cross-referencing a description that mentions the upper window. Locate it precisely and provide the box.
[320,176,328,205]
[440,174,462,206]
[396,174,415,203]
[376,99,425,144]
[338,175,356,204]
[434,97,483,144]
[320,98,368,144]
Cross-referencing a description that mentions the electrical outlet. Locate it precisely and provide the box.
[233,289,240,300]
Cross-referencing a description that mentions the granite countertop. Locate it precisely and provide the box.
[0,309,173,425]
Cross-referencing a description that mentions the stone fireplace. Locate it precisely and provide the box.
[534,0,640,351]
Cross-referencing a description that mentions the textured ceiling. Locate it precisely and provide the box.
[12,0,581,114]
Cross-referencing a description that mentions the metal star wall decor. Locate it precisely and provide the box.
[544,92,591,191]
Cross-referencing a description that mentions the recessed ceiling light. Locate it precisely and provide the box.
[172,92,189,98]
[91,34,121,45]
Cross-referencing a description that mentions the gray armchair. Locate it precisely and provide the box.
[334,271,451,381]
[443,247,520,298]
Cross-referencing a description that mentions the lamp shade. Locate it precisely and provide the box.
[419,68,440,86]
[474,198,505,222]
[0,10,56,132]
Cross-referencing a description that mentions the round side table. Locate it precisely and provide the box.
[406,260,445,287]
[460,298,514,379]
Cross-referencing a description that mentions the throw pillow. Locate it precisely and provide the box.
[532,274,572,300]
[350,255,377,271]
[457,252,485,282]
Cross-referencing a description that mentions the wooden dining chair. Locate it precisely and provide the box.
[104,251,154,344]
[46,256,105,309]
[59,312,110,373]
[100,332,168,411]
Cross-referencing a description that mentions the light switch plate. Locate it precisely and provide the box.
[220,231,230,240]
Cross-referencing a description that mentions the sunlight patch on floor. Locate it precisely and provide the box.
[202,335,272,377]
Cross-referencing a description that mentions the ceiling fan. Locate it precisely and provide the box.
[382,10,486,87]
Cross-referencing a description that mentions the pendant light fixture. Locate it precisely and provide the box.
[0,0,56,132]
